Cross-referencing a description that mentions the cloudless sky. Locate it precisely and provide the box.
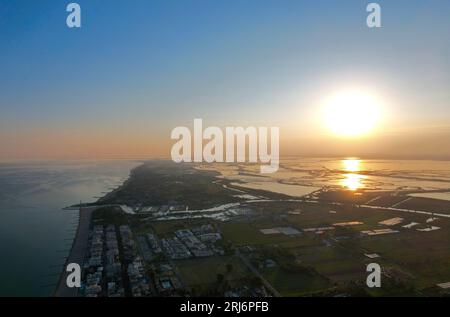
[1,0,450,159]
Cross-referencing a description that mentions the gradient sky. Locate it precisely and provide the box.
[1,0,450,160]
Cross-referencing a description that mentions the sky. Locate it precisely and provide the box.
[1,0,450,160]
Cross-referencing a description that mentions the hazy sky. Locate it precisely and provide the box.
[1,0,450,160]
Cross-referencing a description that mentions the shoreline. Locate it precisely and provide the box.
[96,164,142,204]
[54,165,142,297]
[53,206,96,297]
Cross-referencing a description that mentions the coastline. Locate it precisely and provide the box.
[54,164,142,297]
[96,164,142,204]
[53,206,96,297]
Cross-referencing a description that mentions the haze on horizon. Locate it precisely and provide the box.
[1,0,450,161]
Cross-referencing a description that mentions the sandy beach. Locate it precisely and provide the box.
[54,207,97,297]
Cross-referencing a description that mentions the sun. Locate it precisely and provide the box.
[323,91,381,137]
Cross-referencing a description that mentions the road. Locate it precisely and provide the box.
[235,249,281,297]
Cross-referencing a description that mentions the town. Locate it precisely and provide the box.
[80,205,265,297]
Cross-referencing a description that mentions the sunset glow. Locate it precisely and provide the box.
[324,91,381,138]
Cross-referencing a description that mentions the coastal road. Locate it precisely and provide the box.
[54,206,97,297]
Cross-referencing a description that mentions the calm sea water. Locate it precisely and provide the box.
[0,160,140,296]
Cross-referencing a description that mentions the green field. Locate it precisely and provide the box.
[262,267,331,296]
[177,256,251,288]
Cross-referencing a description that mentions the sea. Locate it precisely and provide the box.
[0,160,140,296]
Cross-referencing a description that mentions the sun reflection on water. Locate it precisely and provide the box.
[343,159,360,172]
[342,173,365,191]
[341,159,365,191]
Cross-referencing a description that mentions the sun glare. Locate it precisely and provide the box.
[342,159,360,172]
[324,91,381,137]
[342,173,365,191]
[341,159,365,191]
